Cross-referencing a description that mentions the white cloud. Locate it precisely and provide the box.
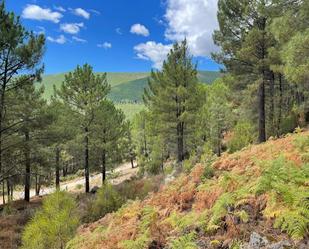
[134,41,172,69]
[71,8,90,19]
[22,4,63,23]
[72,36,87,43]
[47,35,66,44]
[164,0,218,57]
[116,28,122,35]
[54,6,66,12]
[130,24,150,37]
[60,23,84,34]
[97,42,112,49]
[34,26,45,35]
[89,9,101,15]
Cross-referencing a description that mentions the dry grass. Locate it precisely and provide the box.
[0,198,43,249]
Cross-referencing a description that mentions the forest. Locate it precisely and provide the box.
[0,0,308,249]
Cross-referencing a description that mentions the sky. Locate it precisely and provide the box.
[5,0,221,74]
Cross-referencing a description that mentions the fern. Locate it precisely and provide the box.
[207,192,235,232]
[256,156,309,239]
[235,210,249,223]
[120,232,150,249]
[169,232,198,249]
[139,206,158,231]
[274,210,309,240]
[121,206,158,249]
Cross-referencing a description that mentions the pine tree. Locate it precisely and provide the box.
[45,100,77,189]
[0,1,45,192]
[56,64,110,193]
[213,0,299,142]
[12,81,48,201]
[144,40,200,162]
[92,100,127,183]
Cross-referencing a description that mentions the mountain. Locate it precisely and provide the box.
[66,131,309,249]
[39,71,221,102]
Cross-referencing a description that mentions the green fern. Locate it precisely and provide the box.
[121,206,158,249]
[139,206,158,231]
[121,232,150,249]
[256,156,309,239]
[235,210,249,223]
[274,210,309,240]
[169,232,198,249]
[207,193,235,232]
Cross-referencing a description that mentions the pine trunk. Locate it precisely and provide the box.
[84,127,90,193]
[24,131,31,202]
[258,77,266,143]
[55,147,60,189]
[277,74,283,137]
[269,72,275,133]
[102,150,106,184]
[177,122,184,162]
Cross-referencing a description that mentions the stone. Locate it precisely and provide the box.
[247,232,269,249]
[266,240,291,249]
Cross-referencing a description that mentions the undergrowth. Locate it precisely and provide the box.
[66,132,309,249]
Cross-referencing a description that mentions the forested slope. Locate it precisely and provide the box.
[66,131,309,249]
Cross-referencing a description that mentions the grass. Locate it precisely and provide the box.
[115,103,145,120]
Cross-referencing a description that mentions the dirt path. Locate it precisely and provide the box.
[0,162,138,205]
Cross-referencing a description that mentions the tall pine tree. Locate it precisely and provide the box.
[57,64,110,193]
[144,40,200,162]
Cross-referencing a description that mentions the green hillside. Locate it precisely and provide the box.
[39,71,220,119]
[39,71,221,102]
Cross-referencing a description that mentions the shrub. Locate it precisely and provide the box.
[116,177,162,201]
[164,164,174,175]
[1,202,17,216]
[89,184,124,221]
[202,165,214,180]
[227,121,255,153]
[21,191,79,249]
[184,159,194,173]
[75,184,83,190]
[294,134,309,162]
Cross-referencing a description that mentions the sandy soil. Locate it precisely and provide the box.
[0,162,138,205]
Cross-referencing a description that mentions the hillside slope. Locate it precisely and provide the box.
[67,132,309,249]
[39,71,221,102]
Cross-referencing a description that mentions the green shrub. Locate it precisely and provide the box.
[75,184,83,190]
[164,164,174,175]
[200,142,217,166]
[294,134,309,162]
[116,177,161,201]
[202,165,214,180]
[227,121,255,153]
[1,202,17,216]
[184,159,194,173]
[90,184,124,221]
[21,191,79,249]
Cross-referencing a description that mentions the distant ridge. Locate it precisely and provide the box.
[39,71,221,102]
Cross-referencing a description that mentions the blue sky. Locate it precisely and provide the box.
[5,0,221,74]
